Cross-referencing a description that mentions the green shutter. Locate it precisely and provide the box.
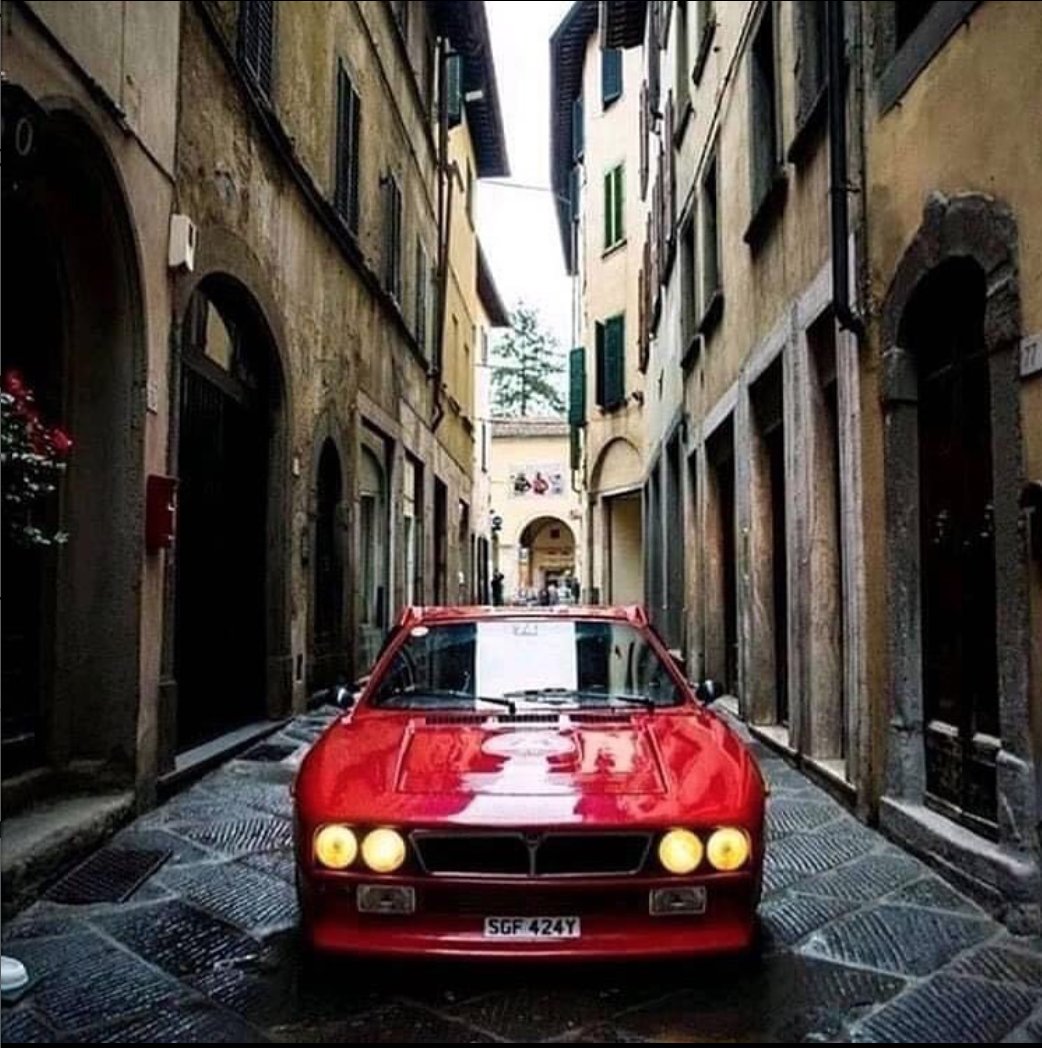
[595,321,606,407]
[571,96,584,160]
[604,315,625,408]
[602,48,623,107]
[604,171,612,249]
[446,52,463,128]
[568,347,586,426]
[614,165,625,244]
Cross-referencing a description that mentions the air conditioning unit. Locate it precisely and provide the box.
[168,213,197,271]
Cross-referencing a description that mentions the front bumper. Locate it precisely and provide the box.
[298,870,761,960]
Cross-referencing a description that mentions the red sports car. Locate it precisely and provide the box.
[294,605,767,959]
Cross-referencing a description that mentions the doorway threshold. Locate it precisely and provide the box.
[159,720,289,797]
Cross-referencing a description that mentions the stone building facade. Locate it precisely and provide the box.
[551,1,645,608]
[596,0,1042,928]
[2,0,508,901]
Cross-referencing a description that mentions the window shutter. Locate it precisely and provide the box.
[603,170,612,249]
[569,165,581,224]
[335,63,361,234]
[239,0,275,97]
[446,52,463,128]
[602,48,623,107]
[605,315,625,408]
[571,96,584,161]
[595,322,606,407]
[415,238,428,354]
[665,93,676,252]
[568,347,586,426]
[614,165,625,246]
[639,82,649,200]
[384,177,402,300]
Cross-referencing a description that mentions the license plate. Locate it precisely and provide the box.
[484,916,580,939]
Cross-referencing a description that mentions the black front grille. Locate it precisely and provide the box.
[415,833,530,875]
[412,831,652,877]
[537,834,650,875]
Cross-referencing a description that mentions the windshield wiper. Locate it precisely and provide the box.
[380,687,516,714]
[501,687,657,711]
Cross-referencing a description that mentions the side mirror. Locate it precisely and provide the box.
[696,679,719,703]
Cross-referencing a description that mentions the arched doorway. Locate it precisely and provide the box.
[311,437,345,689]
[2,96,144,781]
[903,258,998,828]
[175,279,276,749]
[518,516,576,599]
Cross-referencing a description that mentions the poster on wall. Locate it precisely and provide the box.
[509,464,565,497]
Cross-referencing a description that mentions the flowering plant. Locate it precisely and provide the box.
[1,370,73,548]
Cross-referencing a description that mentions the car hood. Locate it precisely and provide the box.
[296,708,762,829]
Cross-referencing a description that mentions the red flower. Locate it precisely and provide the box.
[50,427,73,457]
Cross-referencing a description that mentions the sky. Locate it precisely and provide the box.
[478,1,574,363]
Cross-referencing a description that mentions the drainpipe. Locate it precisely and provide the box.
[432,37,450,433]
[827,1,864,338]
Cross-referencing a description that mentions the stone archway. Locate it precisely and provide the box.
[308,419,350,694]
[1,98,145,784]
[173,274,287,750]
[517,516,577,598]
[880,193,1036,896]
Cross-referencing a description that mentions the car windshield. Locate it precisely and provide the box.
[370,619,682,710]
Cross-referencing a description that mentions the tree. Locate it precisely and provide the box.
[490,303,565,417]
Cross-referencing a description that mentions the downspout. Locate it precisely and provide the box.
[827,1,865,338]
[432,37,450,433]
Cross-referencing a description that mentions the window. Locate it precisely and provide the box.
[384,175,402,301]
[569,165,581,225]
[238,0,275,97]
[595,314,625,411]
[693,0,716,85]
[700,147,722,330]
[749,3,781,217]
[415,237,429,355]
[675,1,690,112]
[896,0,936,47]
[604,163,625,251]
[481,329,489,366]
[392,0,409,39]
[334,61,361,234]
[794,0,827,135]
[602,48,623,108]
[680,213,697,356]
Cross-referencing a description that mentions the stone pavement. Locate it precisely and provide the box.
[2,709,1041,1043]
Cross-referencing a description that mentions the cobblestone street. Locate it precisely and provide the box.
[1,709,1039,1043]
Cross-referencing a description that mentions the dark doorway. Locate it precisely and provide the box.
[904,259,998,832]
[707,420,737,694]
[175,285,271,750]
[752,360,788,726]
[434,478,448,604]
[312,438,344,689]
[1,176,64,777]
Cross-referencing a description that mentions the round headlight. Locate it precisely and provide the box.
[361,828,407,873]
[706,827,750,871]
[314,824,358,869]
[657,829,704,874]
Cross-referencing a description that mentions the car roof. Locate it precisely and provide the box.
[394,604,650,628]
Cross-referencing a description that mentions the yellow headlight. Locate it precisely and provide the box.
[706,827,750,871]
[657,829,704,874]
[361,828,407,873]
[314,824,358,869]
